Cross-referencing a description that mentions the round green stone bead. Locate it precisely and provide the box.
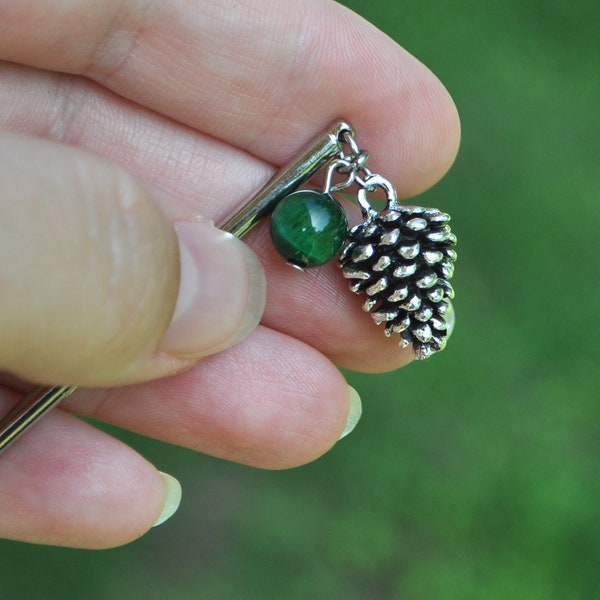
[270,190,349,268]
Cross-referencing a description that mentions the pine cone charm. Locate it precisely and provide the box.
[340,206,457,359]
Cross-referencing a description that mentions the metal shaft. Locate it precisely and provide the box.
[0,120,351,455]
[220,121,352,236]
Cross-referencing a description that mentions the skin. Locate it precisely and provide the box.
[0,0,460,547]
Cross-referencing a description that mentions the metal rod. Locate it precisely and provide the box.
[0,386,77,452]
[220,121,352,237]
[0,120,351,455]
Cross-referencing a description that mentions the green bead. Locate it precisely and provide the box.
[270,190,349,268]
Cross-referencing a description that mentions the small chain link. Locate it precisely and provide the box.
[338,131,370,178]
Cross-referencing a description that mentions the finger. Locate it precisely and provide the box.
[0,0,460,196]
[0,391,180,548]
[63,326,356,470]
[0,63,272,226]
[0,66,414,372]
[0,131,265,386]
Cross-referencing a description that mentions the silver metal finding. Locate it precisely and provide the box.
[0,120,355,455]
[221,121,354,237]
[0,386,77,452]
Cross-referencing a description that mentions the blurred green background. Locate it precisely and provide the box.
[2,0,598,598]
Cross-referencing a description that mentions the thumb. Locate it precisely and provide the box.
[0,131,265,386]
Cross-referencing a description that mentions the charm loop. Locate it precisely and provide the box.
[355,174,399,217]
[323,158,357,194]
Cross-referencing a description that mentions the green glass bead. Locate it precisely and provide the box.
[270,190,349,268]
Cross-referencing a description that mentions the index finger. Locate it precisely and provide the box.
[0,0,459,196]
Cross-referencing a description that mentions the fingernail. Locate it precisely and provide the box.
[445,301,456,337]
[159,221,266,358]
[339,386,362,440]
[153,472,182,527]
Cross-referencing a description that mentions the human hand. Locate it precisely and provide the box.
[0,0,459,547]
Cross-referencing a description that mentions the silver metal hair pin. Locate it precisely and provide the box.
[0,120,456,454]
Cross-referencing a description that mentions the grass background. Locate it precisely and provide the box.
[1,0,598,598]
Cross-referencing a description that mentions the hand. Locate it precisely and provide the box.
[0,0,459,547]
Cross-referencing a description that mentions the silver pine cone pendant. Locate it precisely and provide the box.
[340,198,457,359]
